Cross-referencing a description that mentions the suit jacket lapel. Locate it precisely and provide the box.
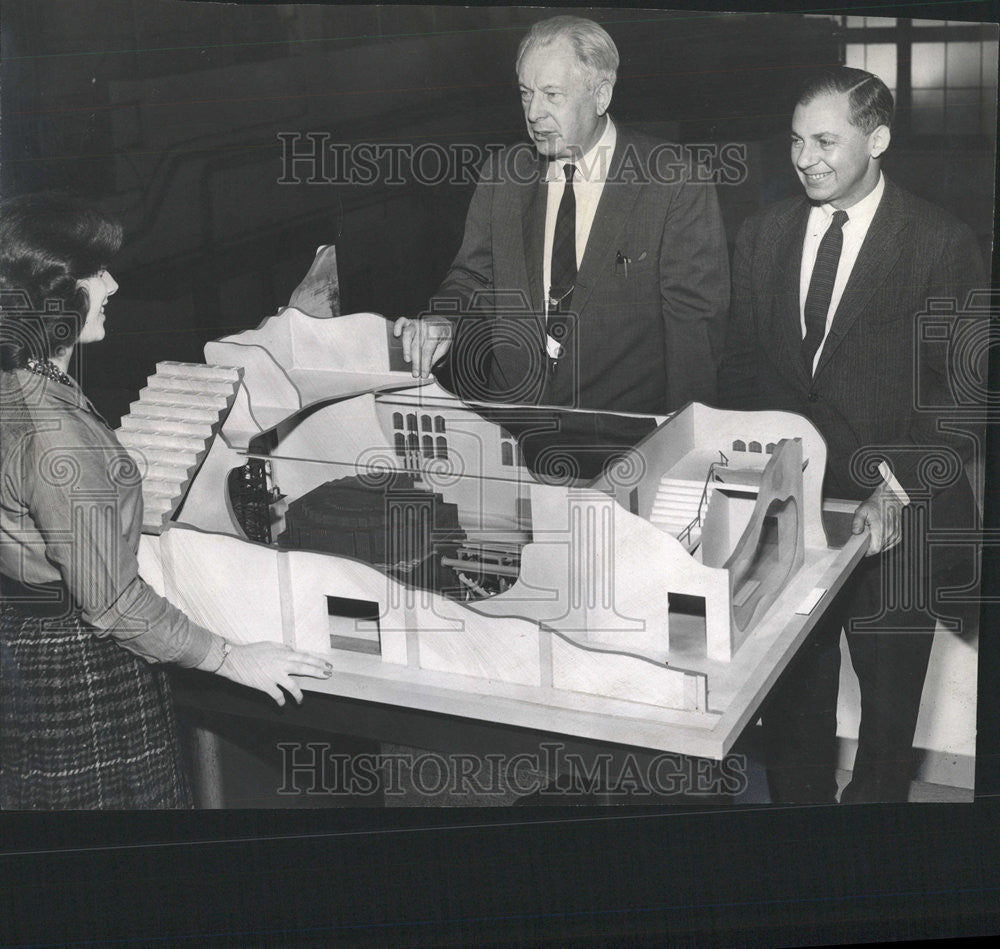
[569,125,642,319]
[763,198,812,390]
[813,179,906,379]
[520,172,546,315]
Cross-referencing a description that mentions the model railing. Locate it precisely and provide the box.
[676,451,730,548]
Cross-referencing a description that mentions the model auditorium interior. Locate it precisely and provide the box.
[116,279,866,758]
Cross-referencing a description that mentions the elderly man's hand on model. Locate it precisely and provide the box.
[393,315,453,378]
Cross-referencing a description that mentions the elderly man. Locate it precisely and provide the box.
[719,67,984,803]
[394,15,729,479]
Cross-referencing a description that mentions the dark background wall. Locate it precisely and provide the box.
[1,0,996,424]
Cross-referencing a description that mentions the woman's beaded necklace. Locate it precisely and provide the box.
[24,357,74,388]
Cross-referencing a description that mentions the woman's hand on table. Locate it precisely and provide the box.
[217,642,333,706]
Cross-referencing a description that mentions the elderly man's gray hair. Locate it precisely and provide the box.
[515,15,619,88]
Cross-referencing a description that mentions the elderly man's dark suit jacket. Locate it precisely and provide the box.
[720,175,983,510]
[432,123,730,422]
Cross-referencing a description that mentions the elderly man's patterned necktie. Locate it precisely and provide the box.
[548,163,577,364]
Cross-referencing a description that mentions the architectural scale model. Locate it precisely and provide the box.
[120,306,867,758]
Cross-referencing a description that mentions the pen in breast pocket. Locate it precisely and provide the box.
[615,250,631,277]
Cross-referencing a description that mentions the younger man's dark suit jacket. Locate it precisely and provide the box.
[719,175,984,523]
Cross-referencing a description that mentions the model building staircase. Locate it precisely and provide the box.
[116,361,242,533]
[648,476,714,548]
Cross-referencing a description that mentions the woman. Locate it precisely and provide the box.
[0,192,333,809]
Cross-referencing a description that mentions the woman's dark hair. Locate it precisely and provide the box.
[0,192,123,369]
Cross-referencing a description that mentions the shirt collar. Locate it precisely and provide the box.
[817,171,885,230]
[544,116,617,183]
[2,367,102,419]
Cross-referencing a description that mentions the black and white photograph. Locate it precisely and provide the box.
[2,0,999,943]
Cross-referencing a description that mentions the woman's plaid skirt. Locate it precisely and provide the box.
[1,577,192,809]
